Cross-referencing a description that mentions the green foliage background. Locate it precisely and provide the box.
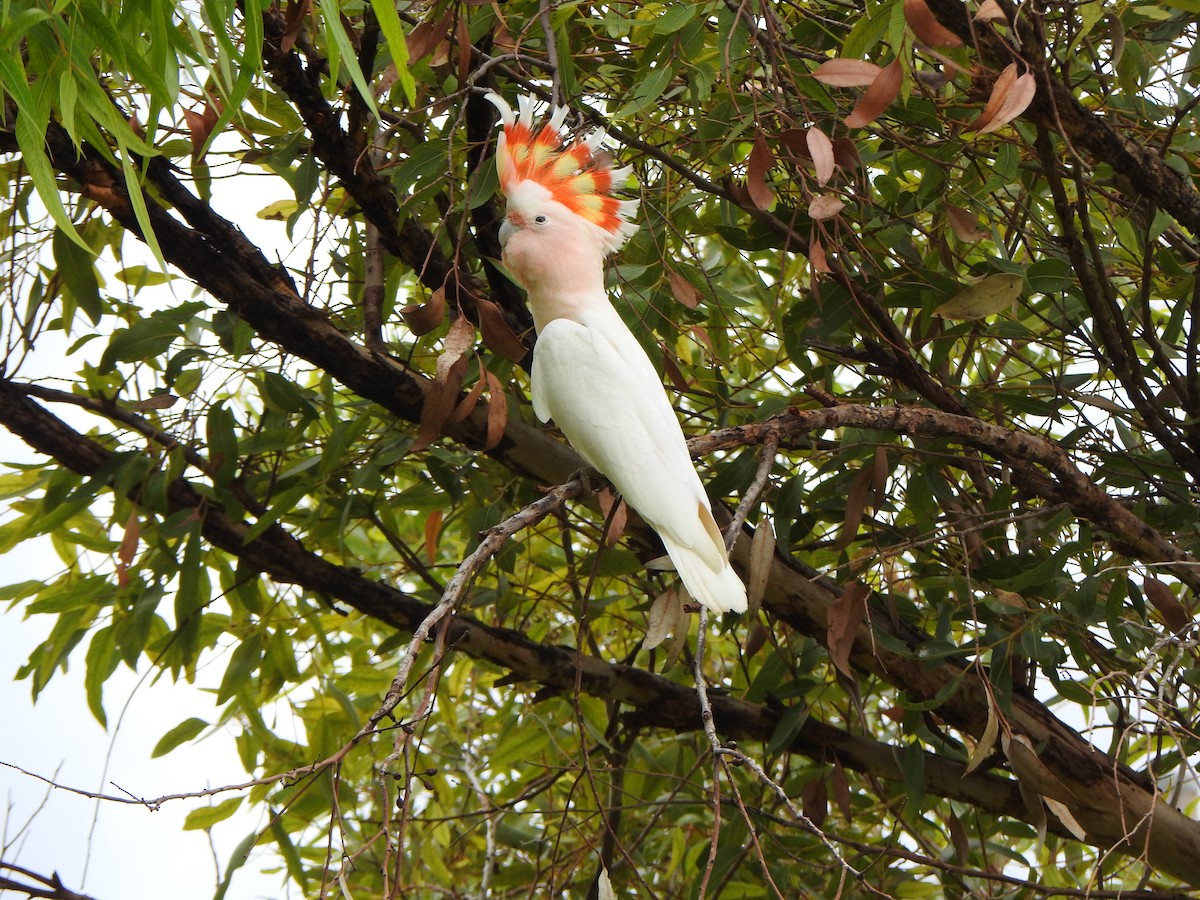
[1,0,1200,896]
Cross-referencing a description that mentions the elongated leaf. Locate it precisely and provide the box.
[152,717,211,757]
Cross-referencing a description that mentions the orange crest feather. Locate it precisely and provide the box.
[485,93,639,254]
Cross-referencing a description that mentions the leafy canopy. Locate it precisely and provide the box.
[2,0,1200,896]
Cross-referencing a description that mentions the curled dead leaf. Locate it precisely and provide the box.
[474,296,528,362]
[809,194,846,221]
[831,758,852,821]
[407,10,453,61]
[1144,576,1190,632]
[482,370,507,451]
[1043,797,1088,841]
[977,71,1037,135]
[827,580,869,678]
[836,466,873,549]
[743,621,770,658]
[280,0,312,53]
[747,515,775,617]
[812,58,883,87]
[945,204,988,242]
[975,0,1007,22]
[412,316,474,452]
[401,287,447,335]
[809,235,831,273]
[746,134,776,210]
[424,510,443,563]
[801,775,828,828]
[844,59,903,128]
[832,137,862,173]
[644,588,683,650]
[904,0,964,47]
[807,125,836,186]
[1002,732,1078,804]
[597,488,628,547]
[668,270,702,309]
[964,689,1000,774]
[182,99,221,162]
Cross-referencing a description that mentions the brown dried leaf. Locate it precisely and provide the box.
[808,194,846,221]
[964,689,1000,774]
[449,369,486,423]
[1002,733,1078,804]
[746,134,775,210]
[407,11,452,61]
[668,270,702,309]
[975,0,1007,22]
[828,580,868,678]
[412,316,474,452]
[280,0,312,53]
[809,235,831,273]
[747,515,775,618]
[970,63,1017,132]
[688,325,718,358]
[836,466,873,549]
[947,812,970,862]
[812,58,883,87]
[779,128,811,159]
[475,296,528,362]
[401,287,447,335]
[644,588,682,650]
[832,138,863,172]
[116,511,140,587]
[1144,577,1190,632]
[946,204,988,242]
[844,59,903,128]
[493,15,517,54]
[743,621,770,658]
[977,71,1036,135]
[807,125,836,187]
[182,100,220,162]
[660,344,690,393]
[801,775,828,828]
[483,370,507,451]
[904,0,964,47]
[424,510,443,563]
[597,488,628,548]
[1044,797,1088,841]
[831,758,852,821]
[456,14,472,86]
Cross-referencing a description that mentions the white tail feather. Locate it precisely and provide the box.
[659,533,748,614]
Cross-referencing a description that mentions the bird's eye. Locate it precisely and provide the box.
[534,214,548,224]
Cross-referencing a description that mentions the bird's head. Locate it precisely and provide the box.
[484,93,639,289]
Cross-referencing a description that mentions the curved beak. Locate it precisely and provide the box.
[498,216,515,250]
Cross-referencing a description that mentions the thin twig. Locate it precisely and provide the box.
[723,431,778,551]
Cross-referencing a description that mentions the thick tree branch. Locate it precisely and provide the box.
[2,380,1199,881]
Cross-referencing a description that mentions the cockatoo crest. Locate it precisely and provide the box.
[484,92,639,255]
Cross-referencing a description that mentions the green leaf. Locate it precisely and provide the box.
[183,796,244,831]
[217,633,262,703]
[84,626,117,727]
[99,302,206,372]
[369,0,415,104]
[152,717,210,757]
[269,811,310,890]
[213,831,257,900]
[53,226,102,324]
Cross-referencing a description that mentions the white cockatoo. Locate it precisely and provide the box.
[484,92,747,614]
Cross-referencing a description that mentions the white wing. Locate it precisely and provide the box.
[531,309,747,612]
